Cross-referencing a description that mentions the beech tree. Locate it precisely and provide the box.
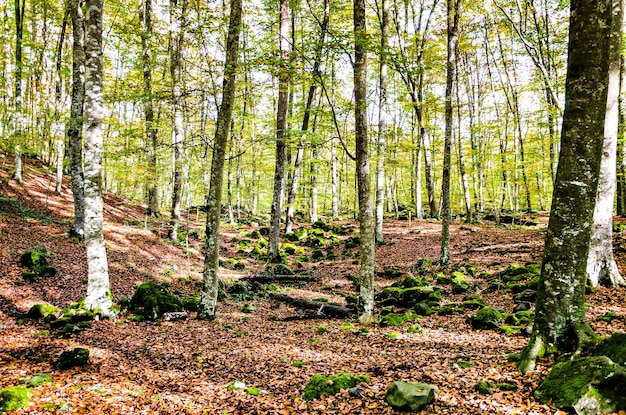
[586,0,626,288]
[83,0,113,316]
[198,0,242,320]
[440,0,460,265]
[518,0,612,373]
[68,0,86,240]
[354,0,375,324]
[12,0,25,184]
[268,0,291,262]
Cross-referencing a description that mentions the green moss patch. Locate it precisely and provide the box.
[26,303,59,319]
[21,373,53,388]
[467,306,505,330]
[302,373,370,401]
[535,356,626,413]
[0,385,33,412]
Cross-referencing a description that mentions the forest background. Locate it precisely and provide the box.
[0,0,578,224]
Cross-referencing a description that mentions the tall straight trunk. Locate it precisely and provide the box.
[140,0,160,217]
[68,0,86,240]
[375,0,389,244]
[285,0,329,234]
[455,70,472,222]
[83,0,113,316]
[269,0,291,261]
[440,0,460,265]
[518,0,612,374]
[331,135,339,219]
[198,0,242,320]
[354,0,375,324]
[168,0,186,241]
[619,48,626,217]
[12,0,25,184]
[54,9,68,194]
[587,0,626,287]
[309,146,319,223]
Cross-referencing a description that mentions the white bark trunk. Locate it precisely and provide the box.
[83,0,113,316]
[587,0,626,287]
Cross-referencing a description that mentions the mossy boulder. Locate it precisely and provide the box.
[0,385,33,412]
[384,381,438,412]
[593,332,626,366]
[26,303,59,319]
[273,263,293,275]
[55,348,90,370]
[467,306,505,330]
[535,356,626,414]
[375,285,439,308]
[302,373,370,401]
[413,258,432,274]
[390,276,427,289]
[22,373,53,388]
[129,281,182,320]
[451,272,471,293]
[379,311,418,327]
[20,249,49,268]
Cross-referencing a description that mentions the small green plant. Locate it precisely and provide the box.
[291,361,307,368]
[386,332,400,339]
[341,323,354,330]
[316,325,328,334]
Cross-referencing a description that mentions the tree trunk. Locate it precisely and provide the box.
[269,0,291,261]
[587,0,626,288]
[518,0,612,374]
[197,0,242,320]
[440,0,460,265]
[54,9,68,194]
[375,0,389,244]
[12,0,25,184]
[354,0,375,324]
[168,0,186,241]
[68,0,86,240]
[83,0,113,316]
[285,0,329,234]
[140,0,160,217]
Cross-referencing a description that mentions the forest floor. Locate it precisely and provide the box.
[1,156,626,414]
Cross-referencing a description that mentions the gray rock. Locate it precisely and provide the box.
[385,381,438,412]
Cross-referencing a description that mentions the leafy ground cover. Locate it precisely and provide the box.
[1,158,626,414]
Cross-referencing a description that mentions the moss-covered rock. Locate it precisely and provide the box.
[593,332,626,366]
[311,249,325,261]
[384,381,438,412]
[27,303,59,319]
[20,249,49,268]
[55,348,90,370]
[344,236,361,250]
[390,276,426,289]
[302,373,370,401]
[375,285,439,308]
[0,385,33,412]
[273,263,293,275]
[451,272,471,293]
[129,281,182,320]
[467,306,505,330]
[22,373,53,388]
[413,258,433,275]
[535,356,626,414]
[437,303,462,315]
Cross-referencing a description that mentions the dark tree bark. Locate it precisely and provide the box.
[354,0,375,324]
[68,0,86,240]
[518,0,612,374]
[269,0,291,261]
[439,0,460,265]
[197,0,243,320]
[167,0,187,241]
[12,0,26,184]
[139,0,160,217]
